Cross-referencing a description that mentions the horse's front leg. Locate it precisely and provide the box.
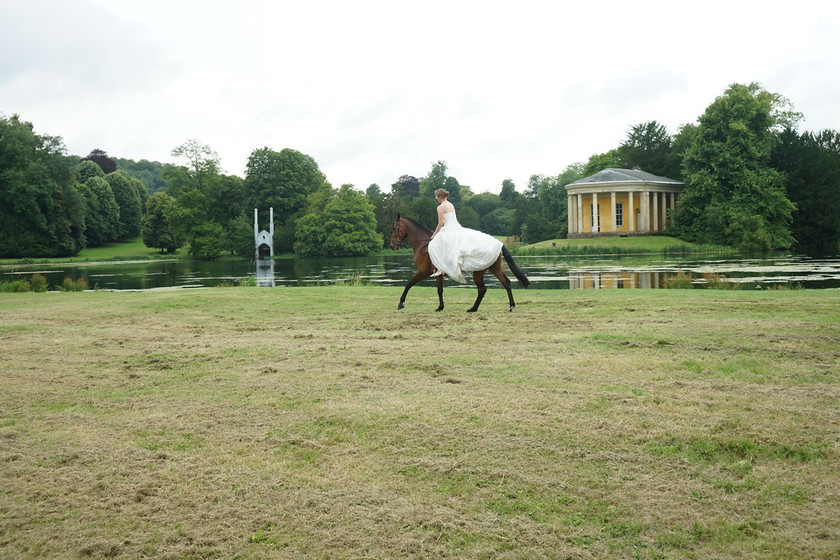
[435,275,445,312]
[398,272,428,310]
[467,271,488,312]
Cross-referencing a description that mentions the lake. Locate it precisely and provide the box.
[2,252,840,290]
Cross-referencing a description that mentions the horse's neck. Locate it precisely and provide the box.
[404,220,431,247]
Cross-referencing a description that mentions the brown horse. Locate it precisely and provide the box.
[389,214,530,312]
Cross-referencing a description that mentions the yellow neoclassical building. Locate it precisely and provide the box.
[566,168,684,237]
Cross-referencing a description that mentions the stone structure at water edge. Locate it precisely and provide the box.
[254,207,274,259]
[565,169,684,238]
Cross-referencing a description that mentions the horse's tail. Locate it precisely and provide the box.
[501,246,530,288]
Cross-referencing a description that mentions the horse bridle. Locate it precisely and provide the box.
[393,218,431,252]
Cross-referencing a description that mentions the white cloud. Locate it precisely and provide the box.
[2,0,839,193]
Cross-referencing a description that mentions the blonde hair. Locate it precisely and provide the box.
[434,188,450,199]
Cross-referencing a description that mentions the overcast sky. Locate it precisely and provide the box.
[2,0,839,194]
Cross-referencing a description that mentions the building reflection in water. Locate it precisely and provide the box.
[569,271,666,289]
[256,259,276,287]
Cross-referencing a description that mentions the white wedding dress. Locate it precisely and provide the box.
[428,210,503,283]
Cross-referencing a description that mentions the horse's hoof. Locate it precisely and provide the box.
[397,302,405,310]
[509,306,515,312]
[435,307,444,312]
[466,308,478,313]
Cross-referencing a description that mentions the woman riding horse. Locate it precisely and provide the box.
[389,213,530,312]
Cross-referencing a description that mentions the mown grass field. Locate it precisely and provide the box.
[1,286,838,559]
[517,236,717,255]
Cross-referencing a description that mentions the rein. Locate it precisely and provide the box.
[394,219,432,251]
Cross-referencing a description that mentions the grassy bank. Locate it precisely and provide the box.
[0,239,169,266]
[513,235,729,256]
[1,287,838,558]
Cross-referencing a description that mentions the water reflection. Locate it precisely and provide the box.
[569,271,666,289]
[2,253,839,290]
[256,259,275,287]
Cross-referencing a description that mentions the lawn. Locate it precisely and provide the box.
[0,287,838,558]
[518,235,723,255]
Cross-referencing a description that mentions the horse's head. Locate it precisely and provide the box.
[389,214,406,250]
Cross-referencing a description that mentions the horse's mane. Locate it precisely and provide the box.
[400,216,432,234]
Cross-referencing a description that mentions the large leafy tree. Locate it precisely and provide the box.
[163,140,237,258]
[81,148,117,174]
[391,175,420,199]
[0,114,85,257]
[673,83,797,251]
[294,185,381,257]
[419,160,462,204]
[618,121,680,179]
[116,158,169,194]
[77,175,120,246]
[141,191,181,253]
[244,147,327,252]
[170,139,220,195]
[499,179,518,206]
[771,128,840,251]
[106,171,143,239]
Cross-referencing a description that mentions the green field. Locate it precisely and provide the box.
[1,287,838,558]
[517,235,725,255]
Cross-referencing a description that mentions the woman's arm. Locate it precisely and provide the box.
[431,205,445,238]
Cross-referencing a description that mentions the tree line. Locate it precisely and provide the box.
[2,81,839,259]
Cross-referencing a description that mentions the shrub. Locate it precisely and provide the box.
[702,272,742,290]
[29,274,48,292]
[61,276,89,292]
[0,280,23,292]
[664,272,694,289]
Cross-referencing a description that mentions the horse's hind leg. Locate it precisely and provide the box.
[490,259,516,312]
[467,271,488,312]
[436,275,445,312]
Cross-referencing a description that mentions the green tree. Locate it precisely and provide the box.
[106,171,143,239]
[294,185,381,257]
[227,213,257,258]
[466,192,502,232]
[244,147,326,221]
[81,148,117,174]
[674,83,796,251]
[77,159,106,183]
[188,221,226,260]
[170,139,220,195]
[0,114,85,257]
[419,161,462,204]
[499,179,518,206]
[618,121,680,178]
[244,147,327,252]
[483,207,516,235]
[771,128,840,251]
[583,149,623,176]
[391,175,419,199]
[141,191,181,253]
[77,176,119,246]
[116,158,170,194]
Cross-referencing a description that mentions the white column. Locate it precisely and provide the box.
[576,194,583,234]
[641,191,650,233]
[610,192,617,232]
[653,192,659,232]
[592,193,599,232]
[628,191,635,233]
[567,194,574,236]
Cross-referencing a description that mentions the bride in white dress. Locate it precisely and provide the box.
[428,188,503,283]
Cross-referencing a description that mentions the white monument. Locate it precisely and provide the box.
[254,207,274,259]
[254,208,275,287]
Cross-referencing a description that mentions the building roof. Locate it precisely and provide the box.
[568,168,682,186]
